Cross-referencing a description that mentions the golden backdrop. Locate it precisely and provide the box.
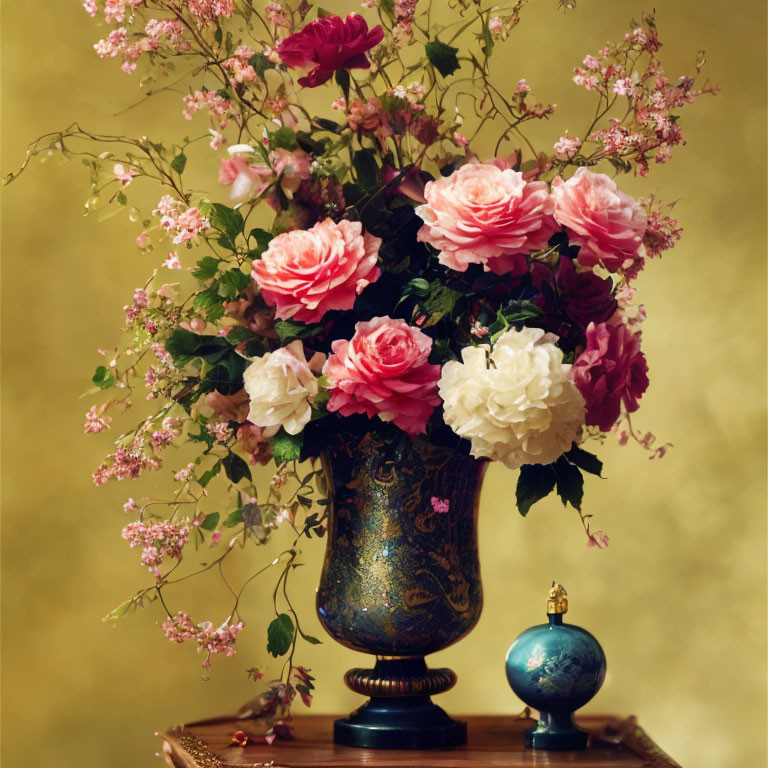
[1,1,766,766]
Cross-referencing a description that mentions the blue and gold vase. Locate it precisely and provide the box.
[316,421,487,749]
[505,583,606,750]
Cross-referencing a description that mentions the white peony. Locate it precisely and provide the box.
[438,327,585,468]
[243,340,321,436]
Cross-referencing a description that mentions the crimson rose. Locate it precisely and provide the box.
[277,14,384,88]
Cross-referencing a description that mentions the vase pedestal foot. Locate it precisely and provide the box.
[525,711,589,750]
[335,656,465,749]
[334,695,466,749]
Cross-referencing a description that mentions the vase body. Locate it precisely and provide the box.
[316,423,486,748]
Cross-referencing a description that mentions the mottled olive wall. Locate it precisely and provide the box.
[2,2,766,767]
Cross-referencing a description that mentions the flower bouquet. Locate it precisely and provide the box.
[6,0,716,746]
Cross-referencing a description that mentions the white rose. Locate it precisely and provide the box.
[243,340,320,436]
[439,327,585,468]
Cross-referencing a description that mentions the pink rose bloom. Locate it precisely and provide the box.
[277,13,384,88]
[571,321,649,431]
[415,162,558,275]
[324,317,441,436]
[252,218,381,323]
[551,167,647,272]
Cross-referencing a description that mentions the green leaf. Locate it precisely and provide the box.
[425,39,460,77]
[102,598,133,622]
[210,203,244,242]
[554,457,584,510]
[503,300,544,324]
[298,627,322,645]
[406,278,431,297]
[564,444,603,476]
[270,429,303,466]
[165,329,229,366]
[334,68,350,102]
[516,464,557,516]
[116,190,127,205]
[223,452,252,484]
[218,268,251,299]
[198,460,222,488]
[422,284,461,327]
[201,512,220,531]
[274,319,324,344]
[192,256,221,281]
[267,613,295,657]
[222,508,244,528]
[248,227,273,256]
[194,286,226,322]
[480,22,494,58]
[248,53,276,80]
[170,153,187,174]
[352,149,379,191]
[92,365,115,389]
[269,126,298,151]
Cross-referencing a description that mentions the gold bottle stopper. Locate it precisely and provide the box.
[546,581,568,615]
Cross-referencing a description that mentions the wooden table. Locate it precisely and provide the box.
[158,714,681,767]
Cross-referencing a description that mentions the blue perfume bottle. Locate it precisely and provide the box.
[505,583,606,750]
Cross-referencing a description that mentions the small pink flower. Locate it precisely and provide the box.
[84,404,112,434]
[252,218,381,323]
[571,321,649,431]
[277,13,384,88]
[553,133,582,161]
[416,161,558,275]
[164,252,181,270]
[211,530,222,544]
[587,530,610,549]
[83,0,97,17]
[430,497,450,514]
[136,231,149,248]
[452,132,468,147]
[612,77,633,96]
[209,129,226,150]
[123,498,138,513]
[551,168,646,273]
[324,317,441,436]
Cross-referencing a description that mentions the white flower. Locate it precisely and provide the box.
[438,327,585,468]
[243,341,320,436]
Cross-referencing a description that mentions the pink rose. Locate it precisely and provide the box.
[571,321,649,431]
[277,13,384,88]
[551,167,647,272]
[415,162,558,275]
[252,218,381,323]
[324,317,442,435]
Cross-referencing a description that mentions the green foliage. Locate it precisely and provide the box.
[425,39,460,77]
[210,203,244,245]
[421,284,461,327]
[192,256,221,282]
[274,320,324,344]
[352,149,379,191]
[564,444,603,476]
[516,464,557,516]
[218,268,250,299]
[553,456,584,510]
[223,452,252,484]
[248,52,276,80]
[270,428,303,466]
[269,126,298,151]
[165,329,229,366]
[170,153,187,174]
[198,460,222,488]
[248,227,272,257]
[201,512,220,531]
[92,365,115,389]
[267,613,295,657]
[193,286,226,322]
[222,508,244,528]
[334,68,351,102]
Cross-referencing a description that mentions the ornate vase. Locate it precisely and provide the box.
[316,422,487,749]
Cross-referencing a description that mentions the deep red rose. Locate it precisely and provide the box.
[531,256,617,348]
[277,14,384,88]
[571,321,649,432]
